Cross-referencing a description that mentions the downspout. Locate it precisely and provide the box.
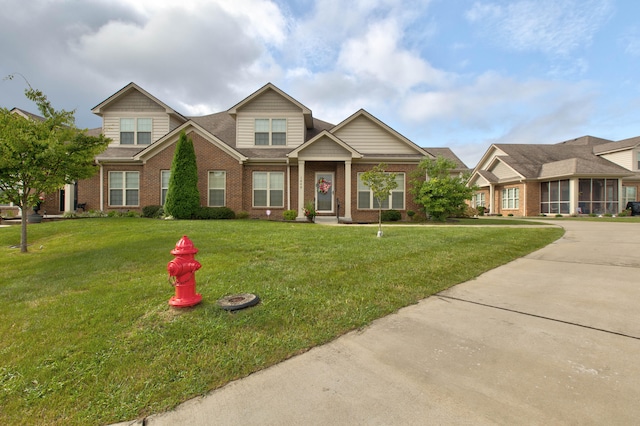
[286,161,291,211]
[99,164,104,211]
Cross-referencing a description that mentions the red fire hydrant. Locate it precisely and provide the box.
[167,235,202,307]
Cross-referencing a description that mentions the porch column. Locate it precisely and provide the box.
[489,183,495,214]
[297,160,306,219]
[64,183,75,213]
[343,160,352,221]
[570,178,580,214]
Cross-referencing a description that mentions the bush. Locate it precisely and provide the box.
[381,209,401,221]
[236,211,249,219]
[194,206,236,220]
[618,209,630,217]
[508,213,514,217]
[142,205,163,218]
[283,210,297,221]
[407,210,415,218]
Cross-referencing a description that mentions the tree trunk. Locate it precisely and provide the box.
[20,213,28,253]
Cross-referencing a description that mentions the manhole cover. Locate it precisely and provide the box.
[217,293,260,311]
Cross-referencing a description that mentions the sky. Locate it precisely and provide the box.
[2,0,639,167]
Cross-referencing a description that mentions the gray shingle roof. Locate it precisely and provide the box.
[494,143,632,179]
[422,147,469,170]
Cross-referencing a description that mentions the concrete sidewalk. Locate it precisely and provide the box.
[124,220,640,425]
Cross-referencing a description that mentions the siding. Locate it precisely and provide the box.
[240,90,302,113]
[490,160,519,180]
[103,112,170,145]
[236,113,305,148]
[108,90,166,112]
[601,150,634,170]
[299,137,351,159]
[333,115,416,155]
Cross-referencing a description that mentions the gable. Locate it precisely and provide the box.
[106,89,165,112]
[237,89,302,113]
[332,114,421,155]
[489,159,520,180]
[297,135,352,160]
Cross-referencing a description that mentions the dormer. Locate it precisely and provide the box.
[227,83,313,149]
[91,82,187,147]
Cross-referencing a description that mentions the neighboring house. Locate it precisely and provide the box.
[39,82,468,222]
[469,136,640,216]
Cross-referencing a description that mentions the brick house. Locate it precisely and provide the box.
[469,136,640,216]
[31,82,467,222]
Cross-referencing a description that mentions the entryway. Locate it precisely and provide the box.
[315,172,334,214]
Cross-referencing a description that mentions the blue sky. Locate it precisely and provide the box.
[1,0,639,167]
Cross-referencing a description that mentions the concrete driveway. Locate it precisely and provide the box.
[141,220,640,425]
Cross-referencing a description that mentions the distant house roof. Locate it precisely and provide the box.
[490,143,633,180]
[422,147,469,170]
[10,107,45,121]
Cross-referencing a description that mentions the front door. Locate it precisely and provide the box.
[315,172,334,213]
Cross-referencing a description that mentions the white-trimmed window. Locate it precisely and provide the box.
[109,171,139,206]
[357,173,405,210]
[637,151,640,170]
[472,192,486,207]
[208,171,226,207]
[255,118,286,146]
[501,187,519,210]
[253,172,284,207]
[120,118,152,145]
[161,170,170,205]
[623,186,637,206]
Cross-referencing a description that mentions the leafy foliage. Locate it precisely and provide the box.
[381,209,402,221]
[164,131,200,219]
[283,209,297,220]
[194,206,236,220]
[360,163,398,235]
[142,205,164,218]
[0,82,110,251]
[411,157,476,222]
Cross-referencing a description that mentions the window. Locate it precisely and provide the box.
[208,171,226,207]
[253,172,284,207]
[357,173,405,210]
[254,118,286,146]
[623,186,637,206]
[637,151,640,170]
[120,118,152,145]
[578,178,618,214]
[501,187,519,210]
[472,192,486,207]
[109,171,139,206]
[161,170,170,205]
[540,180,570,214]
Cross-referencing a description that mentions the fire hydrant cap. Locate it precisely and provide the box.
[171,235,199,255]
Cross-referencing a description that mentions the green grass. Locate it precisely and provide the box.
[0,218,563,425]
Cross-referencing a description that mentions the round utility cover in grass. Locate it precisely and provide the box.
[217,293,260,311]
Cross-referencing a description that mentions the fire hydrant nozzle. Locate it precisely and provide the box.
[167,235,202,307]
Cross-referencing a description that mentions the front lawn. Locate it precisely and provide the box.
[0,218,563,425]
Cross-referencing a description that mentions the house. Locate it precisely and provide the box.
[469,136,640,216]
[34,82,467,222]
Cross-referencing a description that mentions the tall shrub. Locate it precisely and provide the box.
[164,131,200,219]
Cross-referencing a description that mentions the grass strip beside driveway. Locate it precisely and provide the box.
[0,218,562,425]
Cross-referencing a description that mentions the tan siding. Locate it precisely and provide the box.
[108,90,165,112]
[239,90,302,113]
[601,150,634,170]
[299,137,351,159]
[490,161,519,180]
[169,116,183,132]
[333,116,416,154]
[236,113,304,148]
[103,112,169,145]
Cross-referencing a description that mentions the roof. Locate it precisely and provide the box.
[490,143,633,180]
[593,136,640,155]
[422,147,469,170]
[10,107,45,121]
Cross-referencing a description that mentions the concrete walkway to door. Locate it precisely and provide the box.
[132,220,640,425]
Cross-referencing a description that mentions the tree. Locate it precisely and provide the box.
[0,85,110,252]
[164,131,200,219]
[411,156,476,222]
[360,163,398,237]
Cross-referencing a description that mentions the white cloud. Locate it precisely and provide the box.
[466,0,614,56]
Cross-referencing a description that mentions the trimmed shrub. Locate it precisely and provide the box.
[236,211,249,219]
[142,205,163,218]
[164,131,200,219]
[283,210,297,220]
[194,206,236,220]
[381,209,401,221]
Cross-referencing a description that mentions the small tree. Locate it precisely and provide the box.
[164,131,200,219]
[0,84,110,252]
[360,163,397,237]
[411,157,476,222]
